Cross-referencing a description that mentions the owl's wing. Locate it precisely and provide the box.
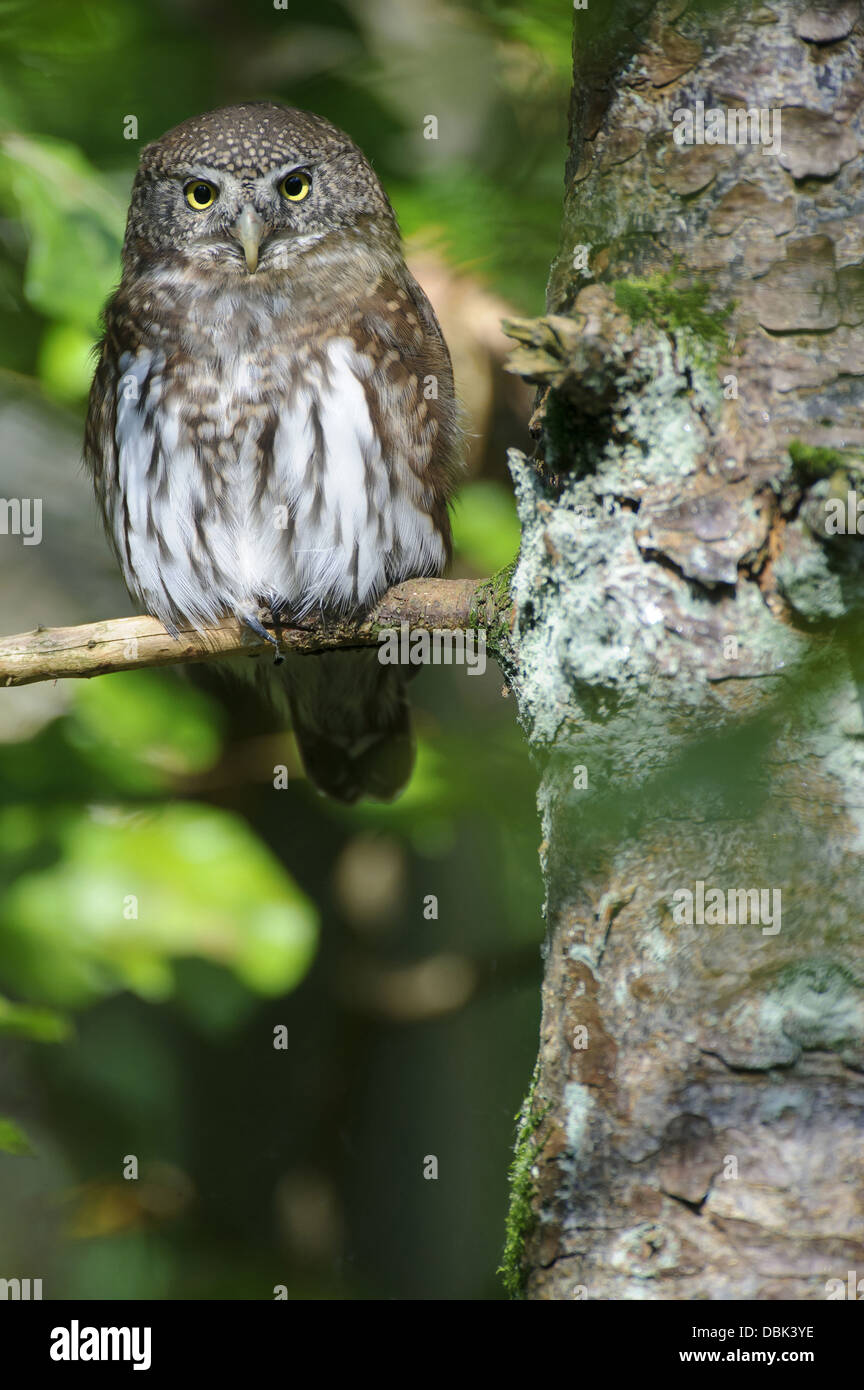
[349,271,463,541]
[83,348,119,511]
[331,272,463,586]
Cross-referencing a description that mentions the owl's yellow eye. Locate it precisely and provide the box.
[279,170,311,202]
[184,180,218,211]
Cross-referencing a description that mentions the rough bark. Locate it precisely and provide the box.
[505,0,864,1300]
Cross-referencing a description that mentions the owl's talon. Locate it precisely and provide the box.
[243,612,282,655]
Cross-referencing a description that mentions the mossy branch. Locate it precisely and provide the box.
[0,576,512,688]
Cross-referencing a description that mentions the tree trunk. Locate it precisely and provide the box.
[503,0,864,1301]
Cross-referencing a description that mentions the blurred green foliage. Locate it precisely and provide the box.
[0,667,319,1022]
[5,802,318,1004]
[451,480,523,575]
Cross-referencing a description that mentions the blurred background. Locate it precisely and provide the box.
[0,0,569,1298]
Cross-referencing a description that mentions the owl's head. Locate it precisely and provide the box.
[123,103,400,278]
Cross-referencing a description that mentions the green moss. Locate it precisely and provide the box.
[498,1064,550,1299]
[488,557,518,609]
[612,270,732,359]
[788,439,864,484]
[472,559,517,655]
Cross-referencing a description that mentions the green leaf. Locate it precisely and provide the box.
[0,994,71,1041]
[70,669,223,790]
[0,1116,35,1156]
[37,319,96,400]
[0,133,125,332]
[1,803,319,1007]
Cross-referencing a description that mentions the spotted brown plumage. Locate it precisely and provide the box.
[85,103,462,802]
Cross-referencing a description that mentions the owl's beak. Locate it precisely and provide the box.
[232,205,266,274]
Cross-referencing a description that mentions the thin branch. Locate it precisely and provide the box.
[0,577,505,688]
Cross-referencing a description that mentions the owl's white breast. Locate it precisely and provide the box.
[112,332,444,629]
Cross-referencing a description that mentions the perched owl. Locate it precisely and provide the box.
[85,103,462,802]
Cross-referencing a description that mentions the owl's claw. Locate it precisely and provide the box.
[242,612,284,664]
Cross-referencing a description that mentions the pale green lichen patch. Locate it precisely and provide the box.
[774,493,864,623]
[508,436,804,755]
[712,959,864,1071]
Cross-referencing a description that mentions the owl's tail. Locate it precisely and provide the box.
[283,648,415,804]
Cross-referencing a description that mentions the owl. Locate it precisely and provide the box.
[85,103,462,802]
